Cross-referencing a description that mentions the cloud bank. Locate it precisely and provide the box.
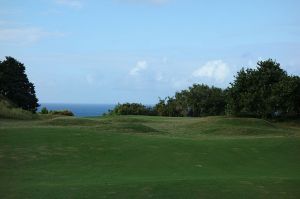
[193,60,230,82]
[129,60,148,76]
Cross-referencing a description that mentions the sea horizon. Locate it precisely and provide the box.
[38,103,116,117]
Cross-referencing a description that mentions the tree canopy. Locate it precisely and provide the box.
[109,103,156,116]
[2,56,297,119]
[112,59,299,119]
[154,84,226,117]
[226,59,300,118]
[0,57,39,112]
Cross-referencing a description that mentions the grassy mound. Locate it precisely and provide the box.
[0,98,37,120]
[41,116,159,133]
[112,116,298,137]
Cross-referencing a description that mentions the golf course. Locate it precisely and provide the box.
[1,116,299,198]
[1,0,300,198]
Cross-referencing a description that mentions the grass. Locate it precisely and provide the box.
[0,99,37,120]
[0,98,75,120]
[0,115,300,198]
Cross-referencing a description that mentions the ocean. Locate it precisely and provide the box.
[38,103,116,117]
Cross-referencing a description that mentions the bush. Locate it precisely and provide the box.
[109,103,156,116]
[49,110,74,116]
[154,84,226,117]
[40,107,49,114]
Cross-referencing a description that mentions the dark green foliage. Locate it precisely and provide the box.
[154,98,170,116]
[39,106,73,116]
[40,107,49,114]
[272,75,300,117]
[155,84,226,117]
[185,84,226,117]
[107,59,298,120]
[109,103,156,116]
[227,59,300,118]
[154,59,299,119]
[0,56,39,112]
[49,110,74,116]
[154,97,184,117]
[110,85,226,118]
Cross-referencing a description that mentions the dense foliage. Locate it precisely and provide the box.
[49,110,74,116]
[109,85,226,117]
[154,84,226,117]
[109,103,156,116]
[2,56,297,119]
[226,59,300,118]
[0,57,39,112]
[112,59,299,119]
[40,107,49,114]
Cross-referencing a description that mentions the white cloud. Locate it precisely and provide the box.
[55,0,83,9]
[129,60,148,76]
[193,60,230,82]
[0,27,64,44]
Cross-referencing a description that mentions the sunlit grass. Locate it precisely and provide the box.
[0,116,299,198]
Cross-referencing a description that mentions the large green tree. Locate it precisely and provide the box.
[154,84,226,117]
[185,84,226,117]
[226,59,300,118]
[0,57,39,112]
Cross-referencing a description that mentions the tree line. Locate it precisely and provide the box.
[110,59,300,119]
[1,57,299,119]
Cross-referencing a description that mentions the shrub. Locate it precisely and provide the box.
[40,107,49,114]
[109,103,156,116]
[49,110,74,116]
[154,84,226,117]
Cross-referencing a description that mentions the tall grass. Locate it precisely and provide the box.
[0,99,37,120]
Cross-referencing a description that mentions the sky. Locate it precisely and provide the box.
[0,0,300,104]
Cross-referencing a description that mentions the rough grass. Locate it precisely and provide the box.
[0,99,38,120]
[0,116,300,198]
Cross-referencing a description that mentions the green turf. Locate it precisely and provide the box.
[0,116,300,198]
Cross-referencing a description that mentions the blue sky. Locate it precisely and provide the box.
[0,0,300,104]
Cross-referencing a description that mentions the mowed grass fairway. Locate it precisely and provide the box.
[0,116,300,198]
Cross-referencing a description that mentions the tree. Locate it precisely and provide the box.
[40,107,49,114]
[271,75,300,117]
[226,59,300,118]
[0,57,39,112]
[109,103,156,116]
[154,98,168,116]
[154,84,226,117]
